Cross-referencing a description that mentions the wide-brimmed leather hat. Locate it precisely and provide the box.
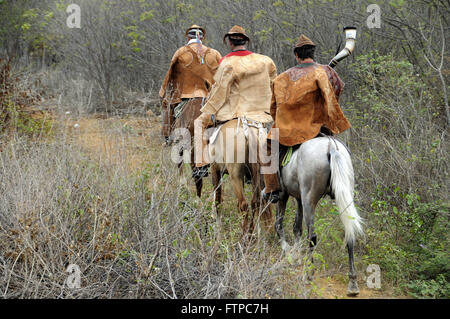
[185,24,206,38]
[223,25,250,43]
[294,34,316,49]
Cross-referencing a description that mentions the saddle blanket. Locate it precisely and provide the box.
[209,117,270,145]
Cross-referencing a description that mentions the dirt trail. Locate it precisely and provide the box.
[63,113,406,299]
[65,114,160,170]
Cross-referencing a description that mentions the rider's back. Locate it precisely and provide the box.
[269,63,350,146]
[201,52,277,124]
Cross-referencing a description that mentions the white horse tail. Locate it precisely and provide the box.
[329,141,364,245]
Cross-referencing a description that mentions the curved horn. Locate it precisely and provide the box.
[329,26,357,69]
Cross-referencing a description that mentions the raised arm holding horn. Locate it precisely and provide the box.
[329,26,357,69]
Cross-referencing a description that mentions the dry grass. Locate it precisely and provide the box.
[0,114,298,298]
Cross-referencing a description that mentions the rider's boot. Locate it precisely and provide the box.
[193,165,209,179]
[261,188,280,203]
[261,172,280,203]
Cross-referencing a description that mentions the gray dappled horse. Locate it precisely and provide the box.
[276,136,364,296]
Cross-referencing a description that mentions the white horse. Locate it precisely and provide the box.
[276,135,364,296]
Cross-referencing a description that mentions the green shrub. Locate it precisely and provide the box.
[407,274,449,299]
[0,57,52,138]
[345,52,448,297]
[363,185,448,296]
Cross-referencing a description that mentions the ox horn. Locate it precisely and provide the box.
[329,26,357,69]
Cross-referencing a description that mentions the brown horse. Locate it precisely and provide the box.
[172,97,204,197]
[208,119,273,237]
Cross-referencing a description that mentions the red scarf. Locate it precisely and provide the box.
[219,50,253,64]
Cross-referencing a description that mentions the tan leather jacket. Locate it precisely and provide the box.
[200,51,277,123]
[159,43,222,104]
[268,62,350,146]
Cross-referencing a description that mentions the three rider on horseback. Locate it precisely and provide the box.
[160,25,351,198]
[159,26,360,296]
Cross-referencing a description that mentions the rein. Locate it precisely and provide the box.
[173,97,205,119]
[173,99,189,118]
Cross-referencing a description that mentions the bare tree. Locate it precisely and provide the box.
[421,19,449,127]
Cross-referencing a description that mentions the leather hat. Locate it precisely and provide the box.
[223,25,250,43]
[185,24,206,38]
[294,34,316,49]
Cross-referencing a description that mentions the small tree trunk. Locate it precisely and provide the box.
[42,45,46,70]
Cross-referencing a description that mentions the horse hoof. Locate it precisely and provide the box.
[239,202,248,212]
[347,281,360,297]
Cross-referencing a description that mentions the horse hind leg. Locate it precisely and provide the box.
[195,178,203,197]
[250,163,272,235]
[191,161,203,198]
[301,194,320,281]
[178,149,184,175]
[293,197,303,242]
[250,164,259,213]
[229,165,251,237]
[276,191,289,251]
[303,200,317,252]
[257,166,274,234]
[178,150,188,186]
[189,136,203,197]
[250,166,259,235]
[211,164,223,210]
[346,240,360,296]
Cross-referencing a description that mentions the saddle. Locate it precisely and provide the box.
[208,117,269,185]
[208,117,270,145]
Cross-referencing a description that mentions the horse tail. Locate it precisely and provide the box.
[329,142,364,245]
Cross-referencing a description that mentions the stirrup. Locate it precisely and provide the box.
[163,136,172,146]
[261,188,280,203]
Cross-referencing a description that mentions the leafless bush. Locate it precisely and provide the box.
[0,130,314,298]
